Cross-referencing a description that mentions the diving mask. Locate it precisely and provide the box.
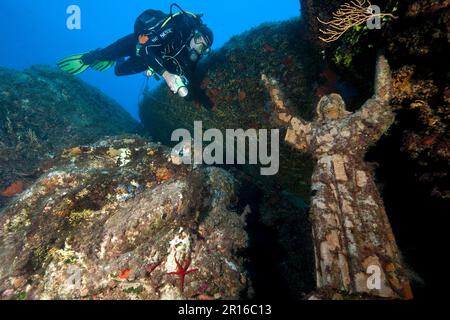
[192,32,211,55]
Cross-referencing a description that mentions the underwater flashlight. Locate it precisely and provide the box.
[174,76,189,98]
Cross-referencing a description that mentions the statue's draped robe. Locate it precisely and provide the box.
[292,100,407,297]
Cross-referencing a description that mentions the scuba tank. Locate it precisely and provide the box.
[135,3,203,37]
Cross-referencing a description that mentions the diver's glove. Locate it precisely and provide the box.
[162,71,189,97]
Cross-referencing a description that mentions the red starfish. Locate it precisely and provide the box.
[167,257,198,292]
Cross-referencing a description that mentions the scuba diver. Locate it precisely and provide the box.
[57,3,214,97]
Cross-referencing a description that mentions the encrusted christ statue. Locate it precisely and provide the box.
[262,55,412,299]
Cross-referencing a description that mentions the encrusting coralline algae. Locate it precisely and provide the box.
[0,136,249,300]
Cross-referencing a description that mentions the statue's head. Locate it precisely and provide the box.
[316,93,351,121]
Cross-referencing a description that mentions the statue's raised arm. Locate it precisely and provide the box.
[348,54,395,147]
[261,74,313,151]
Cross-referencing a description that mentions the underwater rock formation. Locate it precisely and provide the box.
[0,136,248,300]
[139,19,318,199]
[263,55,411,299]
[0,65,141,208]
[139,19,319,300]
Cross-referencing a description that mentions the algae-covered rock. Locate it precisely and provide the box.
[139,19,317,199]
[0,136,248,300]
[0,65,142,208]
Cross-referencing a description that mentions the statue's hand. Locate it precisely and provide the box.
[374,54,392,103]
[261,74,293,125]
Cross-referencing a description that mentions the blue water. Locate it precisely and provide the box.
[0,0,300,120]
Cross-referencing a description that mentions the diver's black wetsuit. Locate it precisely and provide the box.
[83,12,199,77]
